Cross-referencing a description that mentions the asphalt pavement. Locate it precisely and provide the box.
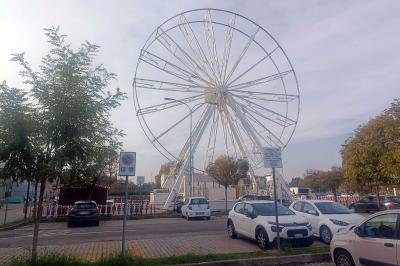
[0,216,228,248]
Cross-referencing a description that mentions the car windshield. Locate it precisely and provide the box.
[191,198,207,205]
[75,203,96,209]
[253,203,294,216]
[314,202,352,214]
[257,196,271,200]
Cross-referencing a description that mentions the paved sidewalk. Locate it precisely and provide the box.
[0,234,260,264]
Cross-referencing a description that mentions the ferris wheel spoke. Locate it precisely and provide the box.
[178,105,215,161]
[220,15,236,83]
[204,109,219,169]
[236,102,285,147]
[178,15,219,83]
[237,97,296,127]
[224,27,260,85]
[229,91,298,103]
[225,97,264,153]
[152,104,204,143]
[139,50,207,87]
[203,10,221,84]
[155,27,214,85]
[226,46,280,87]
[135,78,205,93]
[219,111,228,155]
[228,70,293,91]
[137,94,202,115]
[222,105,249,160]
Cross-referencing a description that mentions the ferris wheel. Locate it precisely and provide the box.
[133,9,299,198]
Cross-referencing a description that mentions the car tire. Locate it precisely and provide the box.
[334,249,355,266]
[227,220,237,239]
[95,221,99,226]
[67,222,73,228]
[256,228,270,250]
[206,216,210,220]
[320,225,332,244]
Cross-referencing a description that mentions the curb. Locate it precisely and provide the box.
[182,252,331,266]
[0,220,32,231]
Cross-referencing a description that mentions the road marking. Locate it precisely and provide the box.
[0,229,137,239]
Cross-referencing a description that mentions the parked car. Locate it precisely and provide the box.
[68,201,100,227]
[174,200,184,213]
[181,197,211,220]
[238,195,272,201]
[290,200,364,244]
[348,195,400,213]
[331,210,400,266]
[227,200,313,249]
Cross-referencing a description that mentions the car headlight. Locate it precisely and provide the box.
[306,223,312,230]
[268,222,284,232]
[330,219,349,226]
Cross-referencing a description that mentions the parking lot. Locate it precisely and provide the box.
[0,215,330,264]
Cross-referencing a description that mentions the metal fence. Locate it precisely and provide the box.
[26,200,173,219]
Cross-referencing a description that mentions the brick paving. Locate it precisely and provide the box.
[0,234,259,264]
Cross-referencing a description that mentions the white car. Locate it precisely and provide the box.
[227,200,314,249]
[181,197,211,220]
[289,200,364,244]
[331,210,400,266]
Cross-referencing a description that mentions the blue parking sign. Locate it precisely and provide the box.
[119,152,136,176]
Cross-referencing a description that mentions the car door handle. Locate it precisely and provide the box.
[384,243,394,248]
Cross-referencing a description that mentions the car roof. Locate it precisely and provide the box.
[189,197,207,199]
[240,200,274,204]
[293,200,334,203]
[74,200,96,204]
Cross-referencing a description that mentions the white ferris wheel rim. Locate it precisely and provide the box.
[133,8,300,171]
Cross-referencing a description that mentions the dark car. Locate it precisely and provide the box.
[238,195,272,202]
[68,201,100,227]
[349,196,400,213]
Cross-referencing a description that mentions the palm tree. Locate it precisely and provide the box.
[206,155,249,212]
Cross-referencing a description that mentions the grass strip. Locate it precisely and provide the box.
[8,246,330,266]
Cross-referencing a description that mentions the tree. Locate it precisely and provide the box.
[320,166,344,202]
[341,99,400,209]
[8,27,125,261]
[0,82,36,180]
[288,177,301,187]
[206,155,249,212]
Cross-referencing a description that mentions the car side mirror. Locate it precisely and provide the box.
[307,210,318,216]
[354,226,363,237]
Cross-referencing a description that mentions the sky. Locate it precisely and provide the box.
[1,0,399,182]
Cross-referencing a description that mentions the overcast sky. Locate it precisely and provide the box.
[1,1,399,182]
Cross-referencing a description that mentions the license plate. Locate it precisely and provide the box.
[79,211,90,215]
[294,234,303,238]
[195,212,204,215]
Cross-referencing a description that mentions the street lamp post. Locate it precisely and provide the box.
[164,98,194,197]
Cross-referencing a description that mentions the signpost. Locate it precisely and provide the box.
[263,147,283,250]
[119,152,136,256]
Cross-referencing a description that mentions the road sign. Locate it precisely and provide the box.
[119,152,136,176]
[263,147,282,168]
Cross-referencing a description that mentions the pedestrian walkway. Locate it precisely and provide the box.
[0,234,259,264]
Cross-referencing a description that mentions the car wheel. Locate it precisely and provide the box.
[334,249,355,266]
[67,222,73,228]
[320,225,332,244]
[256,228,269,250]
[227,220,237,239]
[206,216,210,220]
[95,221,99,226]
